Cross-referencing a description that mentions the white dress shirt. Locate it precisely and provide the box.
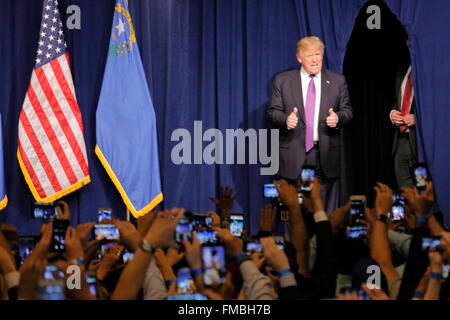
[300,67,321,142]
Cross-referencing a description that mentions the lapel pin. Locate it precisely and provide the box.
[326,80,330,84]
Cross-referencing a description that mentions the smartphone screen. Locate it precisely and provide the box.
[300,166,315,192]
[350,197,366,225]
[51,220,69,253]
[196,230,218,245]
[443,264,450,280]
[97,208,112,222]
[264,184,279,198]
[192,213,213,229]
[38,280,65,300]
[43,265,65,281]
[422,236,443,252]
[34,202,58,220]
[390,204,405,223]
[93,224,120,241]
[86,271,97,297]
[177,267,195,294]
[245,240,262,253]
[18,236,38,264]
[202,245,226,286]
[230,214,244,238]
[413,163,429,191]
[175,213,193,244]
[121,250,134,263]
[298,193,303,204]
[347,225,368,239]
[275,239,285,251]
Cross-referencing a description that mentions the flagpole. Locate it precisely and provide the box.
[126,207,130,222]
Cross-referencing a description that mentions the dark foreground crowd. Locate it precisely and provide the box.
[0,177,449,300]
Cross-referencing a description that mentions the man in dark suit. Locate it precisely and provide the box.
[390,56,417,188]
[267,36,353,213]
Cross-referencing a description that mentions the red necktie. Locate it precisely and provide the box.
[399,71,413,132]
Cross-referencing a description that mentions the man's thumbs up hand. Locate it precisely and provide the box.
[326,108,338,128]
[287,107,299,129]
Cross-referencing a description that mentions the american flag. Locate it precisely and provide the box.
[18,0,90,202]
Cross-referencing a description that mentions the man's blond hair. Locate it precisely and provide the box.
[296,36,325,56]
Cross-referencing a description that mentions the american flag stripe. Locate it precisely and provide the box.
[25,79,77,186]
[34,67,88,179]
[18,141,47,196]
[51,54,84,133]
[40,61,88,176]
[19,113,62,193]
[28,74,83,182]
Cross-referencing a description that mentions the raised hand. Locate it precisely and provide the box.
[286,107,299,129]
[144,208,184,249]
[214,228,243,257]
[65,226,84,262]
[113,220,142,252]
[326,108,338,128]
[273,179,298,208]
[401,182,434,216]
[301,177,323,212]
[259,204,276,233]
[260,237,290,272]
[373,182,393,215]
[209,187,238,219]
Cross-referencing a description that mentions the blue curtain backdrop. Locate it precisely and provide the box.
[0,0,449,235]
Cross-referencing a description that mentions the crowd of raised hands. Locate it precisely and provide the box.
[0,176,449,300]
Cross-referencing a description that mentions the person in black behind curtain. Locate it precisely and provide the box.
[389,41,418,188]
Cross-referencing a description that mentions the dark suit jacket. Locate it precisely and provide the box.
[392,62,418,159]
[267,68,353,179]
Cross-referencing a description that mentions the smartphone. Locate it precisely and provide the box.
[412,163,429,192]
[33,202,58,220]
[38,279,65,300]
[349,195,366,225]
[51,219,70,253]
[18,236,38,265]
[121,250,134,263]
[175,212,194,244]
[272,236,285,251]
[166,294,208,300]
[298,192,304,204]
[392,192,407,206]
[202,245,226,286]
[264,184,279,198]
[300,166,315,192]
[230,214,244,238]
[245,240,262,253]
[390,204,405,223]
[422,236,443,252]
[43,264,65,281]
[192,213,213,229]
[97,208,112,222]
[196,230,218,245]
[93,224,120,241]
[347,225,368,239]
[177,267,195,294]
[443,264,450,280]
[86,271,97,298]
